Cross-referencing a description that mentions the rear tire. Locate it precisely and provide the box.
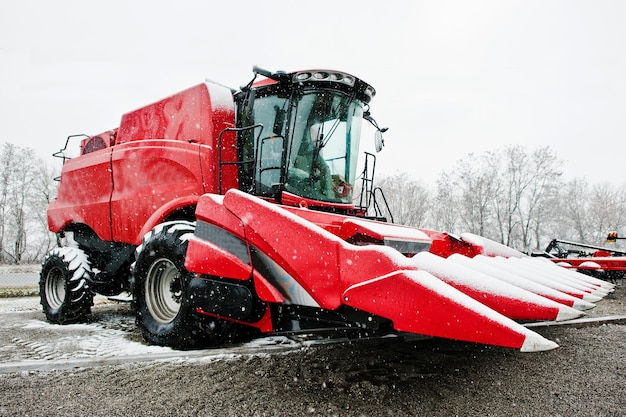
[132,221,209,349]
[39,247,94,324]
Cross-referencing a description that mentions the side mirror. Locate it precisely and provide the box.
[363,110,387,153]
[374,130,385,153]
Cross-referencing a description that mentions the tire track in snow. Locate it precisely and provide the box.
[1,297,623,374]
[0,301,307,373]
[10,338,61,361]
[0,338,305,374]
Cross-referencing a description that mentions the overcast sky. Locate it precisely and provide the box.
[1,0,625,186]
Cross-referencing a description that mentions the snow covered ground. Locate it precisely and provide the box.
[0,286,624,416]
[0,296,311,374]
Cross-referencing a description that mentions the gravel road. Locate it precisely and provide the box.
[0,284,624,417]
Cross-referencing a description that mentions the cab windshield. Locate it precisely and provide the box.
[284,90,363,204]
[241,88,364,204]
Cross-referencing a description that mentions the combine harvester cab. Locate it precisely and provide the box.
[185,190,614,352]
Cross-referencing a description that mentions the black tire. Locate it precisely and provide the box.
[132,221,210,349]
[39,247,94,324]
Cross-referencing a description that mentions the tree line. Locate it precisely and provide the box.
[376,145,626,253]
[1,141,624,264]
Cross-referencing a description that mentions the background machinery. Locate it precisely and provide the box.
[538,234,626,284]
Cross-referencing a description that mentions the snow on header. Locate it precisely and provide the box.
[461,233,526,258]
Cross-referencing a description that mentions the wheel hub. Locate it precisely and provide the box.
[45,266,66,310]
[144,259,182,324]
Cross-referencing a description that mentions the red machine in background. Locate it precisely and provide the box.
[538,234,626,283]
[41,67,614,353]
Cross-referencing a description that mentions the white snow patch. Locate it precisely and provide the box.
[241,336,299,348]
[206,82,235,111]
[0,297,41,312]
[345,218,431,241]
[447,254,594,310]
[461,233,525,258]
[411,252,567,309]
[19,318,174,357]
[486,256,599,301]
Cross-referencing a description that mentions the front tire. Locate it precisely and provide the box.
[132,221,208,349]
[39,247,94,324]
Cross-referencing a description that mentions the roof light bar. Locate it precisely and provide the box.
[292,71,356,87]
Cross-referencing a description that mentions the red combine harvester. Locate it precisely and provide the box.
[41,67,614,352]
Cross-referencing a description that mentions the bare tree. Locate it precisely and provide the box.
[562,178,592,242]
[30,161,60,260]
[432,152,500,239]
[556,179,626,247]
[486,146,562,251]
[491,151,518,247]
[432,170,459,233]
[0,142,56,264]
[0,143,14,263]
[515,146,562,251]
[10,147,37,262]
[457,152,500,238]
[586,182,626,244]
[428,145,565,251]
[376,173,432,227]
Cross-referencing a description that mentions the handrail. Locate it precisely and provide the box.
[217,124,263,194]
